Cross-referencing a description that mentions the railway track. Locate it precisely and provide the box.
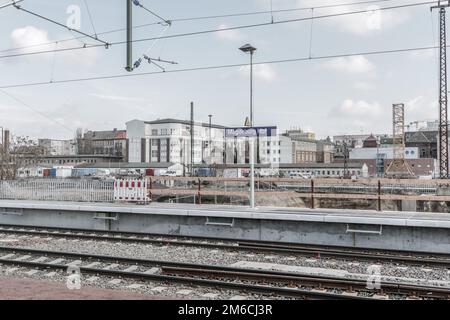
[0,246,448,300]
[1,224,450,268]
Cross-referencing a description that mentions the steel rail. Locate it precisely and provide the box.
[1,224,450,267]
[0,246,448,299]
[0,247,371,300]
[161,266,450,299]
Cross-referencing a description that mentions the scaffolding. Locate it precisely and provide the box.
[385,104,414,178]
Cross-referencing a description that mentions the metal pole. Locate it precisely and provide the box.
[250,137,255,209]
[439,7,449,178]
[208,114,212,165]
[190,102,194,176]
[126,0,133,72]
[250,52,254,126]
[432,2,450,178]
[250,53,255,208]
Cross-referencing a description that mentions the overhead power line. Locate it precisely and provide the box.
[132,0,171,26]
[0,44,442,89]
[0,1,437,60]
[0,0,401,55]
[12,2,110,47]
[0,0,24,10]
[83,0,98,38]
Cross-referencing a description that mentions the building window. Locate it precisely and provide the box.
[151,129,158,136]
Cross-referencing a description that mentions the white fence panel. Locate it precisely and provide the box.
[0,179,115,203]
[114,179,149,203]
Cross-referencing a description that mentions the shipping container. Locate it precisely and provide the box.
[50,169,57,177]
[145,168,155,176]
[43,169,51,177]
[56,167,72,178]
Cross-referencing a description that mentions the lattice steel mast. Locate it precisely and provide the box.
[432,1,450,178]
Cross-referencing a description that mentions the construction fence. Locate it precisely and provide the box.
[0,179,115,203]
[1,177,450,209]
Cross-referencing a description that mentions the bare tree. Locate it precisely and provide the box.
[6,135,45,179]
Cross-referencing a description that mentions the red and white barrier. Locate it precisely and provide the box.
[114,179,150,203]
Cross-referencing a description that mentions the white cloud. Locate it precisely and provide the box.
[293,0,410,35]
[217,24,245,41]
[239,64,277,82]
[10,26,99,66]
[324,55,375,74]
[11,26,50,50]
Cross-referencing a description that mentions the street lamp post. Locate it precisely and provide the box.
[239,44,257,126]
[208,114,213,174]
[208,114,212,154]
[240,44,257,209]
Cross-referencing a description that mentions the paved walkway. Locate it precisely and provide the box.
[0,276,165,300]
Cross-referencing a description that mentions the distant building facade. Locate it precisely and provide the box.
[127,119,226,166]
[127,119,281,169]
[38,139,77,156]
[282,130,333,164]
[405,131,438,159]
[77,129,128,162]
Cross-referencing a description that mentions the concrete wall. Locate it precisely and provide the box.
[1,202,450,254]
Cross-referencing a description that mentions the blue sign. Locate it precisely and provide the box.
[225,126,277,138]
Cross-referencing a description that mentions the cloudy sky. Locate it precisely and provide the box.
[0,0,443,139]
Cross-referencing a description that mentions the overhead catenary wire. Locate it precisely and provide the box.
[132,0,171,26]
[83,0,98,38]
[0,0,24,10]
[0,1,437,61]
[0,0,401,55]
[0,44,443,89]
[12,2,110,47]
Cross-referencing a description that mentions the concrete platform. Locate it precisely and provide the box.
[1,200,450,254]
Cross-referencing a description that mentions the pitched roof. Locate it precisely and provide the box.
[405,131,437,143]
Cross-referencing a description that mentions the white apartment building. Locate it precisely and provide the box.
[279,135,294,164]
[127,119,280,168]
[224,126,280,165]
[127,119,226,166]
[350,147,420,160]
